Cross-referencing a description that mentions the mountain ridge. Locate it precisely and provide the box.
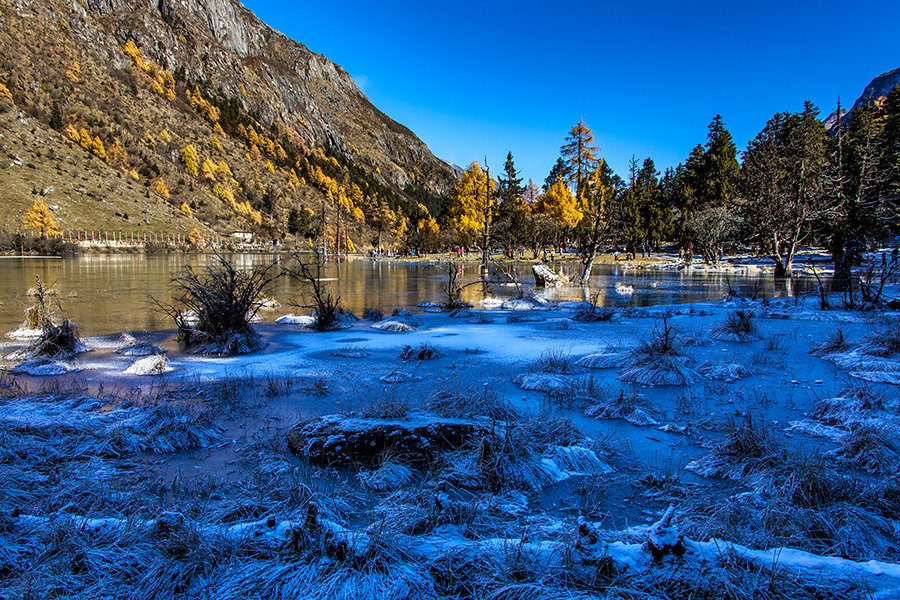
[0,0,454,246]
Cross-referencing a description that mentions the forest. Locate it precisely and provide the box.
[435,89,900,291]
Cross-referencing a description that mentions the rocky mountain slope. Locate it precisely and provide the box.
[0,0,455,246]
[825,67,900,130]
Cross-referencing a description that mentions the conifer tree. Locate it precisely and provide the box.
[699,115,740,209]
[444,161,495,249]
[181,145,199,176]
[543,158,572,191]
[24,198,60,238]
[537,178,581,232]
[742,102,827,278]
[560,119,600,198]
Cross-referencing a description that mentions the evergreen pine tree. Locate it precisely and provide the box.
[543,158,572,191]
[560,118,600,198]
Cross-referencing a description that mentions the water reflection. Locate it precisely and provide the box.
[0,254,819,336]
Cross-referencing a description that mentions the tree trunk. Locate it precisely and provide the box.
[773,256,791,279]
[581,247,597,285]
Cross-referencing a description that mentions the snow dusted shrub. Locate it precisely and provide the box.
[711,310,759,342]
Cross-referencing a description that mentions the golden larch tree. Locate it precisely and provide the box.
[24,198,60,238]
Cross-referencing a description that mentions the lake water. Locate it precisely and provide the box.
[0,253,819,337]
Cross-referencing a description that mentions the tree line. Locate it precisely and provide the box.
[434,88,900,289]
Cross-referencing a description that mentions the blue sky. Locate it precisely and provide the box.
[244,0,899,184]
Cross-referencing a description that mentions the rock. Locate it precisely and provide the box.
[124,355,169,376]
[287,413,487,466]
[10,358,79,376]
[532,263,567,287]
[275,313,316,327]
[372,320,416,333]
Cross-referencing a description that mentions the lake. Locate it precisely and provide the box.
[0,253,818,337]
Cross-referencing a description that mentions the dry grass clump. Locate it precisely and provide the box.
[619,318,701,386]
[811,385,885,425]
[830,425,900,474]
[584,387,648,419]
[528,348,582,374]
[426,387,519,422]
[811,328,849,356]
[858,325,900,357]
[711,310,759,342]
[440,416,582,492]
[399,343,443,360]
[686,415,783,479]
[573,306,615,323]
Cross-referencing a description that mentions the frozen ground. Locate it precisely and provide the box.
[1,290,899,599]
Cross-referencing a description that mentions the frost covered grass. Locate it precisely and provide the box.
[858,324,900,357]
[711,309,759,342]
[527,347,581,375]
[399,342,443,360]
[4,293,900,598]
[811,328,849,356]
[683,457,900,562]
[619,317,702,386]
[686,415,784,479]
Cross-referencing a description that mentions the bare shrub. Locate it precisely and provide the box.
[156,256,279,354]
[22,275,84,358]
[283,253,348,331]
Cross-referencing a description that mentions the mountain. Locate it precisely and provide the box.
[0,0,455,246]
[825,67,900,131]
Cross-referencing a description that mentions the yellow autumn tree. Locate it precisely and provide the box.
[79,128,91,150]
[91,136,106,161]
[65,61,81,82]
[24,198,60,238]
[180,202,193,217]
[201,158,218,181]
[0,82,14,105]
[156,179,170,198]
[537,179,582,230]
[444,161,495,246]
[181,145,199,176]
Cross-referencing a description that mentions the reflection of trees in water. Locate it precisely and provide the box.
[0,254,823,336]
